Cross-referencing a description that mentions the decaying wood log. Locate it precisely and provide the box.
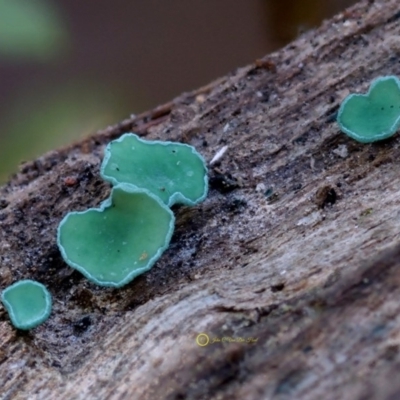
[2,0,400,398]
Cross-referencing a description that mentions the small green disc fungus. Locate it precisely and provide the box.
[1,280,52,330]
[337,76,400,143]
[57,184,175,287]
[100,133,208,207]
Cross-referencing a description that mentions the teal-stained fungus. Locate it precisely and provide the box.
[337,76,400,143]
[100,133,208,207]
[1,280,52,330]
[57,183,175,287]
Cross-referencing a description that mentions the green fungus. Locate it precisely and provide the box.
[337,76,400,143]
[100,133,208,207]
[57,183,175,288]
[1,280,52,330]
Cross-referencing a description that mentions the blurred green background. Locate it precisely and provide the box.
[0,0,357,183]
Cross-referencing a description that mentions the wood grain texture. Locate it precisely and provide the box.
[2,0,400,398]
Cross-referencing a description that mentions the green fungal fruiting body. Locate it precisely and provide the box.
[337,76,400,143]
[1,280,52,330]
[57,184,175,288]
[100,133,208,207]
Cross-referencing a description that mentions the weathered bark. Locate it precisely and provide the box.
[2,0,400,398]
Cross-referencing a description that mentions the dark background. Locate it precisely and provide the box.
[0,0,357,181]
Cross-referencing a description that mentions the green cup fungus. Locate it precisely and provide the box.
[337,76,400,143]
[57,184,175,288]
[101,133,208,206]
[1,280,52,330]
[57,133,208,288]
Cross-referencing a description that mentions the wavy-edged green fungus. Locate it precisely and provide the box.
[337,76,400,143]
[57,183,175,287]
[101,133,208,207]
[1,280,52,330]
